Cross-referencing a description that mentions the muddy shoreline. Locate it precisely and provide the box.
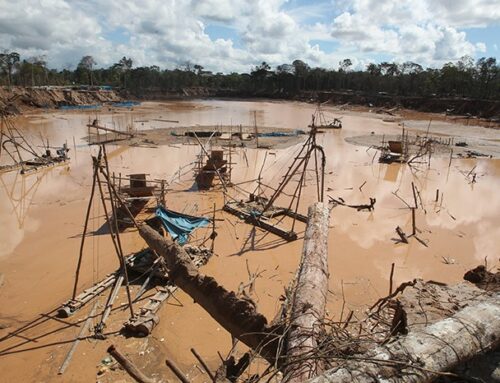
[3,86,499,128]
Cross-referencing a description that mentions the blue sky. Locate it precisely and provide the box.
[464,26,500,57]
[0,0,498,72]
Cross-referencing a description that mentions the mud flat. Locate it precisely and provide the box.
[345,114,500,159]
[86,124,306,149]
[0,100,499,382]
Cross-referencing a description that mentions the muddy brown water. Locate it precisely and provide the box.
[0,100,499,382]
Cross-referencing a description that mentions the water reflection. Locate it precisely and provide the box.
[1,100,500,281]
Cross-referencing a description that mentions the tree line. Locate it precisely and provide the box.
[0,51,498,100]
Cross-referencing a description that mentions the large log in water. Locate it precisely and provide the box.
[284,202,330,383]
[308,293,500,383]
[138,225,278,361]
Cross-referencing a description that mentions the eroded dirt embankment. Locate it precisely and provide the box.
[3,85,499,123]
[0,86,123,115]
[129,87,500,120]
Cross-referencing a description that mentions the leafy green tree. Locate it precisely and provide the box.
[0,50,20,87]
[113,56,133,87]
[475,57,498,98]
[292,60,310,90]
[77,55,97,85]
[339,58,352,72]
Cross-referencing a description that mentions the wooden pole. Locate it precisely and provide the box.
[166,359,191,383]
[254,111,259,148]
[190,348,215,381]
[95,274,124,333]
[290,144,312,232]
[211,203,216,253]
[72,152,100,299]
[284,202,330,383]
[262,133,314,214]
[228,125,232,183]
[411,182,418,209]
[87,122,134,137]
[58,301,99,374]
[107,345,155,383]
[389,263,395,295]
[101,145,135,318]
[160,180,165,206]
[411,208,416,236]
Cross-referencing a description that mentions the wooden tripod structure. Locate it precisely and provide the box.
[64,145,135,337]
[260,123,326,225]
[223,123,325,241]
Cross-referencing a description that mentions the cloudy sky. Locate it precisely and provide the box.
[0,0,498,72]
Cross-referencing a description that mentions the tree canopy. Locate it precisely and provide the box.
[0,51,498,100]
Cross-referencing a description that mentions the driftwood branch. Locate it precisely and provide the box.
[395,226,408,243]
[329,196,376,211]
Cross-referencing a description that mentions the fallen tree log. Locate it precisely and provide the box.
[138,224,279,362]
[308,292,500,383]
[284,202,330,383]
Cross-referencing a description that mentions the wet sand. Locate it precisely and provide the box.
[1,100,499,382]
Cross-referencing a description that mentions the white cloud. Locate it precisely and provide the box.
[326,0,497,66]
[0,0,496,72]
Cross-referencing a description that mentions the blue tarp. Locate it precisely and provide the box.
[155,206,210,245]
[59,104,101,110]
[112,101,141,108]
[258,129,305,137]
[58,101,140,110]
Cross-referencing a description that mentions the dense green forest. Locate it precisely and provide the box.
[1,51,498,100]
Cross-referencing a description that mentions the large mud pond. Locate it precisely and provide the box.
[1,100,499,382]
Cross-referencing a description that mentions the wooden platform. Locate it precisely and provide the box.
[58,251,145,318]
[223,200,304,241]
[123,247,212,336]
[0,157,69,175]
